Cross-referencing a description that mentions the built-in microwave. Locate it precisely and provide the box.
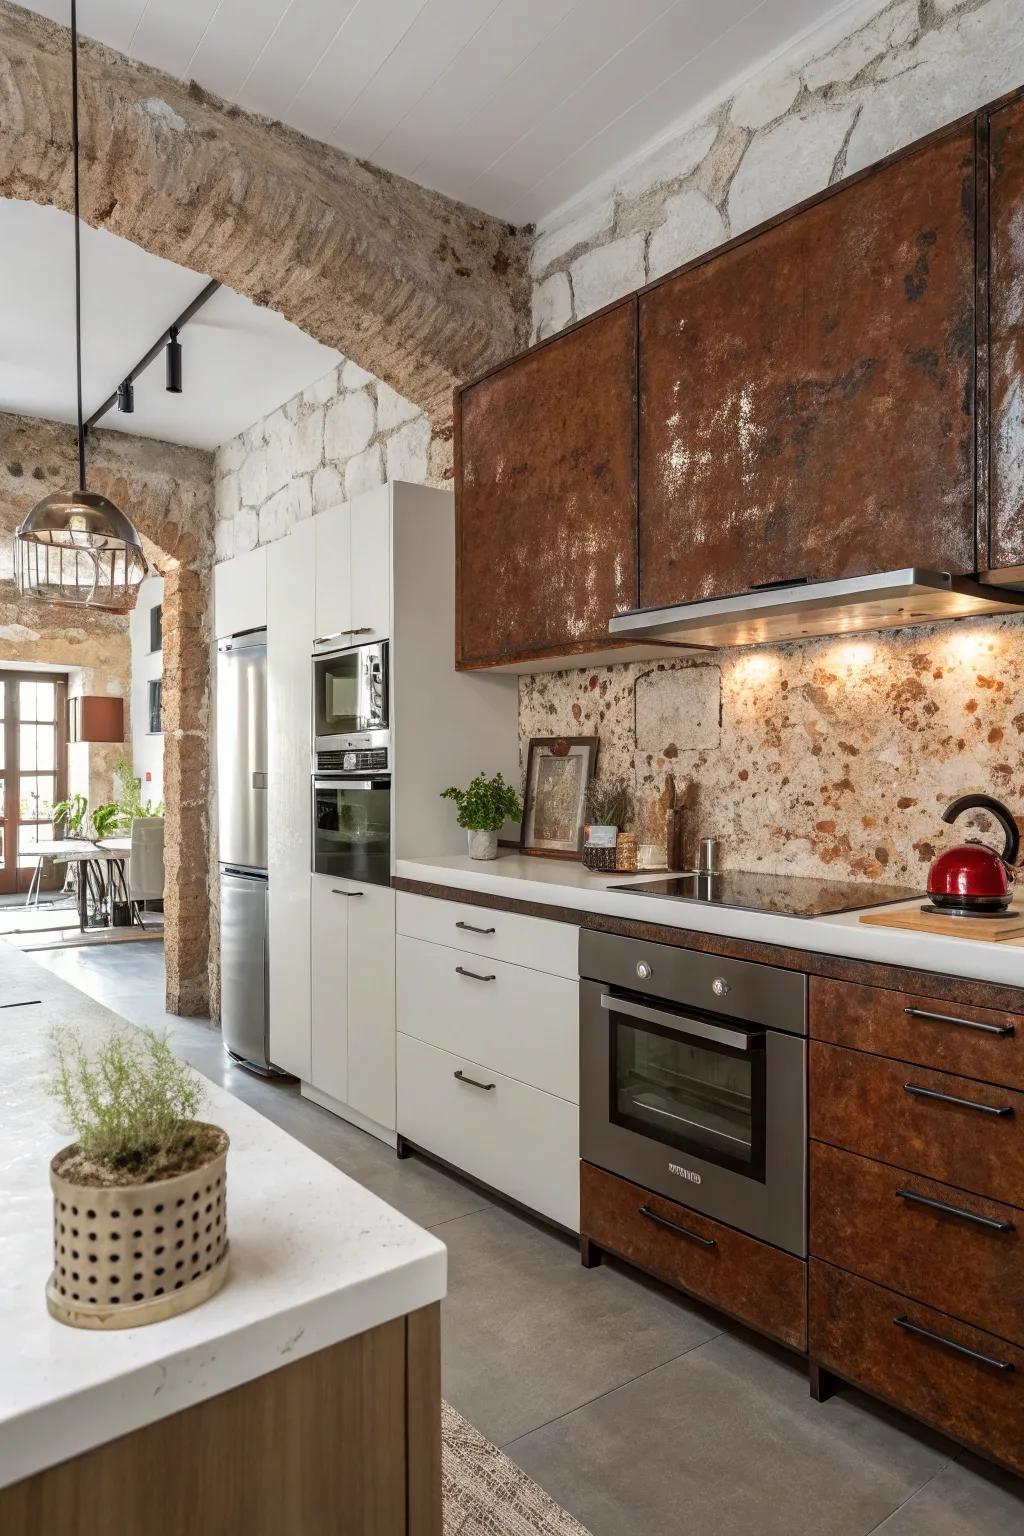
[312,640,388,758]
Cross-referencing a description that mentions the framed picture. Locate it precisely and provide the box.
[521,737,598,858]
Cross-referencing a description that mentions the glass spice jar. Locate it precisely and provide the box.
[616,832,638,872]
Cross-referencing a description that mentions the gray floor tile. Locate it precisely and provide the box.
[869,1455,1024,1535]
[438,1204,722,1447]
[507,1331,954,1536]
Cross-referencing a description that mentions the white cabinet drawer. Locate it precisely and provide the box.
[397,1034,579,1232]
[396,891,577,979]
[397,936,578,1102]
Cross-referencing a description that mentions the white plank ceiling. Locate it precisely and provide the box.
[23,0,850,224]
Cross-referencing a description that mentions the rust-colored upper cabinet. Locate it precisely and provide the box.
[637,127,978,610]
[989,95,1024,577]
[455,299,638,669]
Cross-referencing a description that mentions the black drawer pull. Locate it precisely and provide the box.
[454,1069,495,1091]
[456,920,496,935]
[639,1204,716,1248]
[904,1005,1014,1038]
[903,1083,1013,1117]
[455,965,496,982]
[894,1315,1015,1373]
[896,1187,1015,1233]
[332,888,364,897]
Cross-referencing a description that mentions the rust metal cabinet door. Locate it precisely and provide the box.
[989,95,1024,576]
[455,300,638,669]
[638,127,977,610]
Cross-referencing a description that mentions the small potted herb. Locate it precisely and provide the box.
[441,772,523,860]
[47,1025,230,1330]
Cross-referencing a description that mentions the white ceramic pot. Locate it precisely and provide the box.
[468,828,499,860]
[47,1124,229,1330]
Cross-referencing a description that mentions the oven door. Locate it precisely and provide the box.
[312,776,391,887]
[580,981,807,1256]
[313,642,388,748]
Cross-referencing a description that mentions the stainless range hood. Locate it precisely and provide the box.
[608,570,1024,651]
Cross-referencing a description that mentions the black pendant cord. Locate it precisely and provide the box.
[71,0,86,491]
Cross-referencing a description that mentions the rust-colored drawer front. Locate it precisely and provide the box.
[809,976,1024,1090]
[456,300,638,668]
[581,1161,806,1350]
[810,1041,1024,1208]
[810,1259,1024,1476]
[990,95,1024,571]
[810,1141,1024,1346]
[638,128,976,609]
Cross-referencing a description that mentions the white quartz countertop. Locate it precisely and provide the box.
[396,852,1024,991]
[0,945,446,1491]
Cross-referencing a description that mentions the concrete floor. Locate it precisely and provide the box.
[31,940,1024,1536]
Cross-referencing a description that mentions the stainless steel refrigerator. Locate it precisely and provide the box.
[217,629,278,1072]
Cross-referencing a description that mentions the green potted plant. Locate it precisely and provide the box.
[47,1025,229,1330]
[441,772,523,860]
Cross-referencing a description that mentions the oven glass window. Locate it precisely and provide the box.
[611,1013,766,1180]
[313,780,391,886]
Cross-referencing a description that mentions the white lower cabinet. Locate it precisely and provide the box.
[310,874,396,1138]
[397,1034,580,1232]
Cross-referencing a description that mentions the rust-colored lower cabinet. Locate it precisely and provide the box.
[810,1260,1024,1476]
[455,300,639,670]
[580,1161,807,1350]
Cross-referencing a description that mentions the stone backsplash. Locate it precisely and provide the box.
[518,614,1024,885]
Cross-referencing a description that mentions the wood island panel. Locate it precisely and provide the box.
[581,1161,807,1350]
[0,1306,442,1536]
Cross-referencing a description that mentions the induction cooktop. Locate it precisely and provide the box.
[607,869,920,918]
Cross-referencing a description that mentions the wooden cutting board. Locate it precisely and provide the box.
[859,905,1024,942]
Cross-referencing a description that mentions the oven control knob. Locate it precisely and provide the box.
[343,752,358,771]
[712,977,730,997]
[636,961,652,980]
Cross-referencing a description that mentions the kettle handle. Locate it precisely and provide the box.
[941,794,1020,867]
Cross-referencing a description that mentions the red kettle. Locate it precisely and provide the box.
[926,794,1020,915]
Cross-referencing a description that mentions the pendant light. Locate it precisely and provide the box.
[14,0,147,613]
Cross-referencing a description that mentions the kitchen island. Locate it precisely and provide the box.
[0,945,446,1535]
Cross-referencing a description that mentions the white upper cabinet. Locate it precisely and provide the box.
[313,487,390,648]
[313,504,351,645]
[214,546,267,638]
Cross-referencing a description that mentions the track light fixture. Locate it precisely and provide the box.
[165,326,182,394]
[117,378,134,414]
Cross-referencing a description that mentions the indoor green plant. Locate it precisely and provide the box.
[113,757,163,830]
[47,1025,229,1330]
[441,772,523,860]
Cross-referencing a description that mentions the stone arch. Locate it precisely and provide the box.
[0,3,528,444]
[0,414,214,1015]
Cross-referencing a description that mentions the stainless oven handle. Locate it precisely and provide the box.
[599,992,762,1051]
[313,779,389,792]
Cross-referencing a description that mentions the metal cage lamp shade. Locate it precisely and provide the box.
[13,0,148,614]
[15,489,148,613]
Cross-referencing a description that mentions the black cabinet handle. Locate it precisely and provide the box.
[454,1069,495,1091]
[904,1005,1014,1037]
[639,1204,716,1248]
[455,965,496,982]
[332,888,364,897]
[894,1315,1015,1372]
[456,920,496,935]
[903,1082,1013,1116]
[896,1187,1015,1233]
[0,999,41,1009]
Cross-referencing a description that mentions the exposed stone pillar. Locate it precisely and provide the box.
[160,564,211,1016]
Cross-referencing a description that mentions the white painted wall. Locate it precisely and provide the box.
[130,574,165,806]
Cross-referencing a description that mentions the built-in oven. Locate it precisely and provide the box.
[312,774,391,887]
[312,640,388,756]
[580,930,807,1257]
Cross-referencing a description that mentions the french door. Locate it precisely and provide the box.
[0,673,68,895]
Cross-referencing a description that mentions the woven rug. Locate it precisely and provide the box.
[443,1402,592,1536]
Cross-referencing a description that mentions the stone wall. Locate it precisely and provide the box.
[521,0,1024,884]
[0,414,215,1014]
[213,360,437,558]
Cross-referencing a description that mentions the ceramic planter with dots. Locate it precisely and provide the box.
[46,1126,229,1330]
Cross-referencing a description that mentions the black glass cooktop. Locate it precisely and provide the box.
[607,870,920,918]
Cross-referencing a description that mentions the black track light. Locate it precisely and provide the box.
[117,378,134,414]
[165,326,182,394]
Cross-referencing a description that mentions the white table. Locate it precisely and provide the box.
[22,839,134,931]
